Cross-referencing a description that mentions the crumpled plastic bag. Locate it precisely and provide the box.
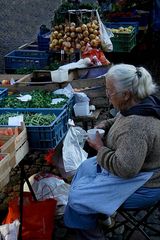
[0,219,20,240]
[51,58,92,82]
[62,126,88,173]
[24,172,70,215]
[53,83,74,98]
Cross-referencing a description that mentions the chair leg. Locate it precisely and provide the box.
[119,211,151,240]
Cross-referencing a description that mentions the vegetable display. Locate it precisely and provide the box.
[50,20,101,53]
[0,90,68,109]
[0,113,56,126]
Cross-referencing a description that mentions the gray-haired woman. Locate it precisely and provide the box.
[64,64,160,240]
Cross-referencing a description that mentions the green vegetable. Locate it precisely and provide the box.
[0,112,56,126]
[0,90,69,109]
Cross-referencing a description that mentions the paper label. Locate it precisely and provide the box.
[8,115,24,126]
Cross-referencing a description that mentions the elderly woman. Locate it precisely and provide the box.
[64,64,160,240]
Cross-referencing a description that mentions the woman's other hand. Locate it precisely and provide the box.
[87,131,104,151]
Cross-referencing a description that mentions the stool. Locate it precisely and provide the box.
[73,109,102,131]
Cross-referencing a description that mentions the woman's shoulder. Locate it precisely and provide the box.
[118,114,160,132]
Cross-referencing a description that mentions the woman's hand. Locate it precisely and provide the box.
[87,131,104,151]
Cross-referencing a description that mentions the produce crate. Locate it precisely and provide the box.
[0,153,11,177]
[105,22,137,52]
[0,109,68,150]
[68,64,111,80]
[18,41,39,51]
[37,32,50,51]
[0,88,8,100]
[4,50,49,73]
[0,135,16,168]
[105,21,139,34]
[0,124,28,166]
[111,33,136,52]
[0,123,27,150]
[0,153,11,190]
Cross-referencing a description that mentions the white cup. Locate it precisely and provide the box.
[87,128,105,140]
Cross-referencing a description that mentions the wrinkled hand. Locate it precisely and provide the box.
[87,131,104,151]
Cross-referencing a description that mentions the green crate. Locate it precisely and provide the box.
[111,31,136,52]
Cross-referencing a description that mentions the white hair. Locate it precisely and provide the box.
[106,64,157,99]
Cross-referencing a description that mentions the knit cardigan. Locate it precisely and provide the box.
[97,114,160,188]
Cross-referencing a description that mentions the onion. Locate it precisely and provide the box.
[80,40,85,46]
[84,37,90,43]
[52,39,58,46]
[54,25,59,30]
[89,34,95,40]
[81,24,87,31]
[70,22,76,27]
[66,32,71,37]
[83,30,89,37]
[76,27,82,33]
[87,22,92,28]
[88,28,94,33]
[93,30,98,35]
[76,43,81,49]
[78,33,83,40]
[70,26,76,32]
[59,25,63,30]
[53,31,59,36]
[58,33,63,39]
[65,26,70,32]
[59,39,63,45]
[67,37,72,42]
[70,32,76,38]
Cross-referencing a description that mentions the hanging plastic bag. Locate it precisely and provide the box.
[3,192,57,240]
[96,10,114,52]
[62,126,88,173]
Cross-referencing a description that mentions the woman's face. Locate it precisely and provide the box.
[106,79,127,110]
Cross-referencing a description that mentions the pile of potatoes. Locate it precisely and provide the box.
[50,20,101,53]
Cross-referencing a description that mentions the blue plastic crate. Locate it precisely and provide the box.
[4,50,49,72]
[37,32,50,51]
[0,108,68,150]
[0,88,8,100]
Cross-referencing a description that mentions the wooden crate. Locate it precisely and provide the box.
[0,135,16,168]
[68,64,111,81]
[0,153,11,175]
[0,124,28,167]
[70,76,108,108]
[0,153,11,190]
[0,171,10,190]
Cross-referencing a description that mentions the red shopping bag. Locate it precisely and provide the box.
[3,192,57,240]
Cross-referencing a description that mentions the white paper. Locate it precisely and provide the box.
[51,98,65,105]
[8,115,24,126]
[16,94,32,102]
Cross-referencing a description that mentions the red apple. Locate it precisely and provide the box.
[1,79,10,85]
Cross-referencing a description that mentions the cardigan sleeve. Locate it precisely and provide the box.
[97,120,148,178]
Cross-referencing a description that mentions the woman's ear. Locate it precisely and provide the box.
[123,90,131,101]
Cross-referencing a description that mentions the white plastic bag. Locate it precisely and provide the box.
[24,172,70,215]
[62,126,88,173]
[96,10,113,52]
[0,220,20,240]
